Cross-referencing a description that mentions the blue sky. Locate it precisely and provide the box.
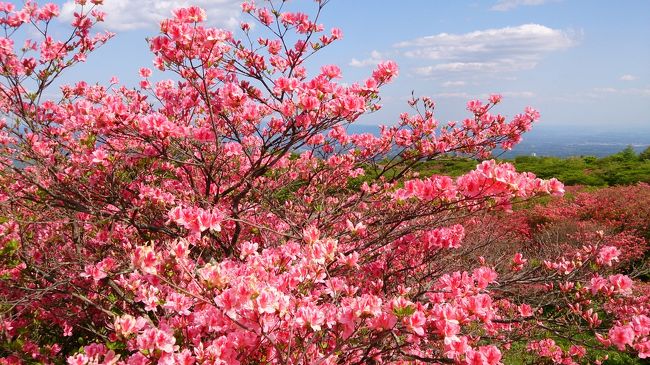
[14,0,650,131]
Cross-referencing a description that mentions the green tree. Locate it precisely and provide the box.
[639,146,650,161]
[612,145,638,162]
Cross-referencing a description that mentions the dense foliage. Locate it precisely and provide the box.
[464,183,650,364]
[0,1,648,364]
[511,147,650,186]
[409,146,650,187]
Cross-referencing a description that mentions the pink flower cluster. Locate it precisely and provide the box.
[0,1,647,364]
[168,206,223,234]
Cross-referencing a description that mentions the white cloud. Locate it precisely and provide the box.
[61,0,242,31]
[620,74,636,81]
[594,87,650,97]
[431,91,534,99]
[397,24,577,76]
[551,87,650,102]
[349,50,384,67]
[491,0,559,12]
[501,90,536,98]
[415,61,524,76]
[441,81,467,87]
[432,92,473,99]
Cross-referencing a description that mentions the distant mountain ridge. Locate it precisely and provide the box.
[346,123,650,158]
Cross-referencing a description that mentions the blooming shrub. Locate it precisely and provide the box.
[0,1,646,364]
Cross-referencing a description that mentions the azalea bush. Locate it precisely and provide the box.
[458,184,650,363]
[0,1,648,364]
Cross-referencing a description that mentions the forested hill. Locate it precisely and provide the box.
[409,146,650,186]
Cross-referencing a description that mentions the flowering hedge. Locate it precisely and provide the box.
[0,1,647,364]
